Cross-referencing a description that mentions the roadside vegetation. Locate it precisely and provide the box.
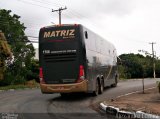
[0,9,39,89]
[0,80,39,90]
[118,53,160,79]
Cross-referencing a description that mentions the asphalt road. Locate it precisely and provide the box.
[0,78,159,119]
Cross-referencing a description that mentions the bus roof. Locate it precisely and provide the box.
[40,24,81,29]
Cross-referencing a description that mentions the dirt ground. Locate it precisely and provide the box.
[104,88,160,116]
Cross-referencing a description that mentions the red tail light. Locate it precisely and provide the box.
[39,67,45,83]
[77,65,85,83]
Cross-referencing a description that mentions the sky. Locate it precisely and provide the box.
[0,0,160,56]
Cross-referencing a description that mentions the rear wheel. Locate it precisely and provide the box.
[92,80,99,96]
[99,79,104,94]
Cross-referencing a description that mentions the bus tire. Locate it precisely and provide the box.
[99,79,104,94]
[92,79,99,96]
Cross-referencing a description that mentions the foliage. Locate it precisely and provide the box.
[118,53,160,79]
[119,54,143,79]
[0,9,36,86]
[0,31,11,80]
[155,61,160,77]
[0,80,39,90]
[118,65,128,79]
[26,59,39,83]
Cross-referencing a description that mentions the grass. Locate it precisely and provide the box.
[0,80,39,90]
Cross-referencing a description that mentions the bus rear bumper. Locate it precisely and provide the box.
[40,80,88,93]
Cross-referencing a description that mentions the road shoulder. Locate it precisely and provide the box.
[100,87,160,118]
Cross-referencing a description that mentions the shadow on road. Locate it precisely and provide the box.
[48,93,90,102]
[48,86,113,103]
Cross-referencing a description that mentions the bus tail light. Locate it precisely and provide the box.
[39,67,45,83]
[77,65,85,83]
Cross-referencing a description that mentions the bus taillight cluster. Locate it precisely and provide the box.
[77,65,85,83]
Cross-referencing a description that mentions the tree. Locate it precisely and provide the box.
[0,31,11,80]
[119,53,160,79]
[155,60,160,77]
[118,53,154,79]
[26,59,39,83]
[0,9,35,85]
[119,54,143,79]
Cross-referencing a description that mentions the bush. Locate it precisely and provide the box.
[0,72,14,86]
[12,76,26,85]
[0,72,27,86]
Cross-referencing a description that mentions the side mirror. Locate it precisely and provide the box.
[84,31,88,39]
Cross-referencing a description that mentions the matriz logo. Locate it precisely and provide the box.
[43,29,75,39]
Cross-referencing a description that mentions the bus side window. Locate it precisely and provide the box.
[85,31,88,39]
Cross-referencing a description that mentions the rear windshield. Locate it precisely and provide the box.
[39,26,80,60]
